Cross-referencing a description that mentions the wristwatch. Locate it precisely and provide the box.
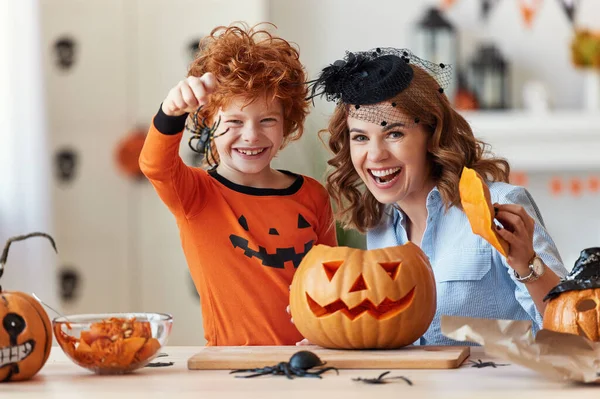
[514,254,545,283]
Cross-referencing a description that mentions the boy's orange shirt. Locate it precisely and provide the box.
[139,109,337,346]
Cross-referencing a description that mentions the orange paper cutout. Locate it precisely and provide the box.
[510,171,529,187]
[589,176,600,193]
[115,129,147,179]
[519,0,543,28]
[549,177,563,196]
[569,178,583,196]
[441,0,458,9]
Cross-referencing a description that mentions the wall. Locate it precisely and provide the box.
[0,0,57,307]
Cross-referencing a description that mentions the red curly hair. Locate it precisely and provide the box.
[322,65,510,233]
[187,22,309,165]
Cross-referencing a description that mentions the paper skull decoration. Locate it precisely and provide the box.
[543,247,600,341]
[289,242,436,349]
[0,233,56,382]
[54,36,77,70]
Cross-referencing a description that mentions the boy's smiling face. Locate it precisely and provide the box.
[213,96,285,180]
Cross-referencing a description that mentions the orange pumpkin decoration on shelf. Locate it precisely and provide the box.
[289,243,436,349]
[543,248,600,341]
[459,166,508,257]
[0,232,56,382]
[115,129,147,180]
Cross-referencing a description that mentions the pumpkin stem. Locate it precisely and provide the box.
[0,232,58,283]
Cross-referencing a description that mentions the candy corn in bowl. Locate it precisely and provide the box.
[53,312,173,374]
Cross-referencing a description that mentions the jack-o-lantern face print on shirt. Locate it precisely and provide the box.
[230,213,315,269]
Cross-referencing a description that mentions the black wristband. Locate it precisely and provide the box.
[154,104,189,135]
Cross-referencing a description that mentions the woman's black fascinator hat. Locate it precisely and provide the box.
[307,47,452,127]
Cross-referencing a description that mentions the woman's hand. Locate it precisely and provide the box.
[286,304,312,346]
[494,203,536,273]
[161,73,216,116]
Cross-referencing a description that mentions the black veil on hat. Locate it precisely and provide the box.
[307,47,452,128]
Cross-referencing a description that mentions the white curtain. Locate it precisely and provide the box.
[0,0,57,305]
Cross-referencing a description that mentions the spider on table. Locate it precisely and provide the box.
[353,371,413,385]
[230,350,339,379]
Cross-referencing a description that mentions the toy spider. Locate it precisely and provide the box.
[469,359,509,368]
[352,371,413,385]
[187,106,229,167]
[230,350,339,379]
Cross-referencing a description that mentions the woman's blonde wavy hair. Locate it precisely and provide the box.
[321,65,510,233]
[187,22,309,165]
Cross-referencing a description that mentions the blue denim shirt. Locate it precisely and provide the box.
[366,182,568,346]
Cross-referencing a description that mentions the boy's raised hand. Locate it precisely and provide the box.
[161,73,217,117]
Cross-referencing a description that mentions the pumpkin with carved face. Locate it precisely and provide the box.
[290,243,436,349]
[543,247,600,341]
[0,233,55,382]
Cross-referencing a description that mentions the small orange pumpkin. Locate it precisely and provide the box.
[459,166,508,256]
[0,233,56,382]
[543,248,600,341]
[289,243,436,349]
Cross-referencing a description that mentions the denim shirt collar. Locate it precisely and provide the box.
[367,186,443,249]
[393,186,443,224]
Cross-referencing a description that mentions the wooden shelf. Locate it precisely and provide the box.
[459,111,600,171]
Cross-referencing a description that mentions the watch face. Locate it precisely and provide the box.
[532,257,545,275]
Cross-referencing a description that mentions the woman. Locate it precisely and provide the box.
[309,47,567,345]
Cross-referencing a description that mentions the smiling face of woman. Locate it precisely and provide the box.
[347,108,434,206]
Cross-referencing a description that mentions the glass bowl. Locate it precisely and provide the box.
[52,312,173,375]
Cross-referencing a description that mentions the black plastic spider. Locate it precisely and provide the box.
[469,359,509,368]
[230,350,339,379]
[187,106,229,167]
[352,371,413,385]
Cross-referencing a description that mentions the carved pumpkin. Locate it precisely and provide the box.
[459,166,508,256]
[289,243,436,349]
[543,247,600,341]
[0,233,56,382]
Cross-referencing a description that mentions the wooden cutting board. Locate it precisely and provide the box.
[188,345,470,370]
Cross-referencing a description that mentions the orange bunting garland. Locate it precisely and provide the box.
[441,0,458,9]
[589,176,600,193]
[519,0,543,28]
[569,178,583,196]
[549,177,563,196]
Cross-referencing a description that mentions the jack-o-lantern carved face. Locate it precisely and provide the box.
[290,242,436,349]
[0,233,55,382]
[230,213,314,269]
[543,247,600,341]
[0,293,52,382]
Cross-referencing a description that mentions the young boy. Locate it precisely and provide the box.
[139,23,337,346]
